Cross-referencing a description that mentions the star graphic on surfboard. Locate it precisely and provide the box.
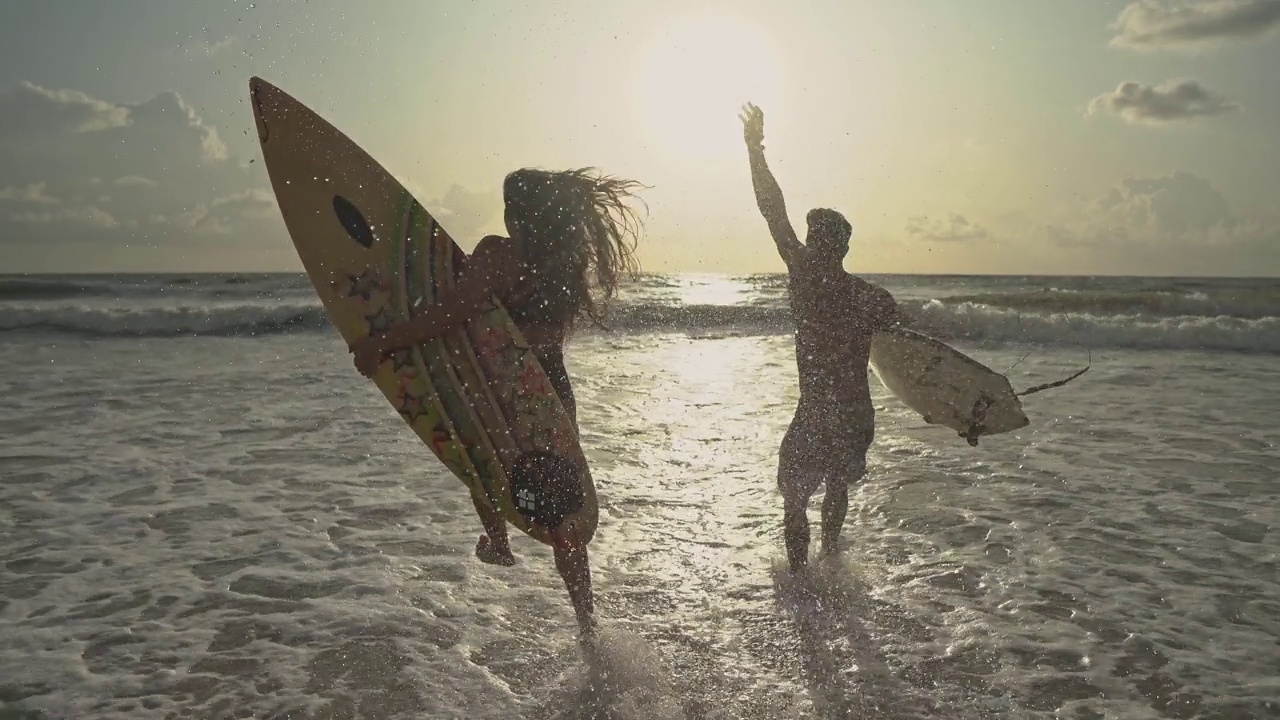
[346,269,385,301]
[396,391,430,424]
[364,307,396,336]
[389,348,415,372]
[395,371,422,397]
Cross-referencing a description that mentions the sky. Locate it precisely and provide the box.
[1,0,1278,276]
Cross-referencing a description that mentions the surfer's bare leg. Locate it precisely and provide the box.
[553,541,596,636]
[470,493,515,566]
[819,477,849,557]
[821,439,869,557]
[778,431,819,574]
[782,492,812,574]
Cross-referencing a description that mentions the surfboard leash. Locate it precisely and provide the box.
[1015,347,1091,397]
[1002,311,1077,376]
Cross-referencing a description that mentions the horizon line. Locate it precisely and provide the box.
[3,271,1278,281]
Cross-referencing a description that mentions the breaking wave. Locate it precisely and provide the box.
[3,298,1277,352]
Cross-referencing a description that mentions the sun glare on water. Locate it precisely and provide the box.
[678,274,751,306]
[630,11,786,166]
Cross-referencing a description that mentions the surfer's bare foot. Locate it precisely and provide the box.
[475,534,515,566]
[576,621,602,663]
[786,556,809,577]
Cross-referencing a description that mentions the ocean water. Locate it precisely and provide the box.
[1,272,1277,719]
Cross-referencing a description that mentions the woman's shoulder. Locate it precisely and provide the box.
[473,235,521,265]
[474,234,515,254]
[469,235,525,292]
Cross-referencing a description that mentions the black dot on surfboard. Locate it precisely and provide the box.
[509,452,583,531]
[332,195,374,248]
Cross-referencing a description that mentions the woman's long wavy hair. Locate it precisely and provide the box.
[503,167,645,328]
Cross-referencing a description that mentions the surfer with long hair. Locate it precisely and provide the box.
[740,103,900,574]
[350,167,645,636]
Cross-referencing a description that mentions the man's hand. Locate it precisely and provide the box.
[740,102,765,149]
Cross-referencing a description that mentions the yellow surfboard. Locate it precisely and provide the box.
[249,77,596,546]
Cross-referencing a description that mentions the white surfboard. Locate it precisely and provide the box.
[870,329,1046,446]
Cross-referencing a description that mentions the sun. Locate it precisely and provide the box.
[630,11,787,167]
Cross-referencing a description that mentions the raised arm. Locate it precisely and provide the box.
[741,103,804,266]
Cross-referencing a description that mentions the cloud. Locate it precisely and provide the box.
[0,82,226,163]
[0,82,131,136]
[0,182,59,204]
[1096,172,1232,237]
[184,35,238,57]
[113,175,159,189]
[129,91,228,164]
[163,189,277,236]
[0,81,280,270]
[1039,171,1280,273]
[11,205,118,229]
[112,175,158,188]
[1048,171,1275,247]
[1088,79,1238,125]
[1111,0,1280,51]
[420,183,501,242]
[905,212,990,243]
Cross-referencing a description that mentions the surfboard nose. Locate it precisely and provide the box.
[248,76,278,144]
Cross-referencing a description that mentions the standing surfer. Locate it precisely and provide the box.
[740,103,900,574]
[350,167,645,636]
